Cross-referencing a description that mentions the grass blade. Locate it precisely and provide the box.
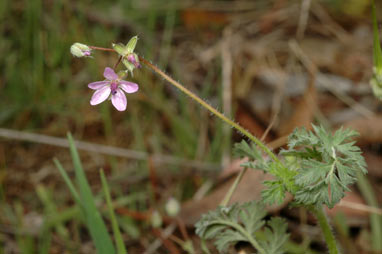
[53,158,81,204]
[67,133,116,254]
[372,0,382,71]
[100,169,127,254]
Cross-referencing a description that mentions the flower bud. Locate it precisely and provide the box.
[70,43,91,57]
[127,53,141,68]
[165,197,180,217]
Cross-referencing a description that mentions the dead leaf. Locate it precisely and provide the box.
[236,105,272,143]
[364,152,382,178]
[343,115,382,145]
[278,74,316,136]
[179,168,291,225]
[326,191,368,219]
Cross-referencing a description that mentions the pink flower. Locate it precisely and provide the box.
[88,67,139,111]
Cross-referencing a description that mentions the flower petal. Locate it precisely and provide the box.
[103,67,118,80]
[111,89,127,111]
[90,86,111,105]
[88,81,109,90]
[119,80,139,93]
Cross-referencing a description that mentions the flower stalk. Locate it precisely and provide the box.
[138,57,280,164]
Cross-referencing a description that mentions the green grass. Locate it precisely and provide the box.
[56,133,116,254]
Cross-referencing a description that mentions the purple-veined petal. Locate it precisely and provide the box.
[119,80,139,93]
[88,81,109,90]
[90,85,111,105]
[103,67,118,80]
[111,89,127,111]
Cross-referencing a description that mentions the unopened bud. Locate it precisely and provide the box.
[127,53,141,68]
[70,43,91,57]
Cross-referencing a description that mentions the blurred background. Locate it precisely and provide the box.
[1,0,381,253]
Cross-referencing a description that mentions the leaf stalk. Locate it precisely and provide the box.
[310,206,340,254]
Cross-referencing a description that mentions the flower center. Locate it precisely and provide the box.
[110,81,118,95]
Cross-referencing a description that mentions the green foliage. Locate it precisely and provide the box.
[283,125,367,208]
[260,217,290,254]
[234,140,266,170]
[234,125,367,209]
[234,141,298,205]
[55,134,116,254]
[195,201,289,254]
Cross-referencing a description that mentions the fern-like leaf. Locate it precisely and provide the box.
[195,201,289,253]
[285,125,367,208]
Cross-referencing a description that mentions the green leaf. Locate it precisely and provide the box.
[195,201,289,253]
[285,125,367,208]
[233,140,267,170]
[259,217,289,254]
[239,202,266,234]
[234,141,298,205]
[214,230,246,252]
[262,180,286,205]
[234,140,261,160]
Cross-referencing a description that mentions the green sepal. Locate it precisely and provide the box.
[122,58,135,75]
[112,43,129,56]
[126,36,138,54]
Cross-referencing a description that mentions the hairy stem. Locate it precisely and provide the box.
[89,46,115,52]
[311,206,340,254]
[139,57,280,164]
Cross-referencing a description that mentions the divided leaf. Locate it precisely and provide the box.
[259,217,290,254]
[234,141,297,205]
[285,125,367,208]
[195,201,289,253]
[234,140,266,170]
